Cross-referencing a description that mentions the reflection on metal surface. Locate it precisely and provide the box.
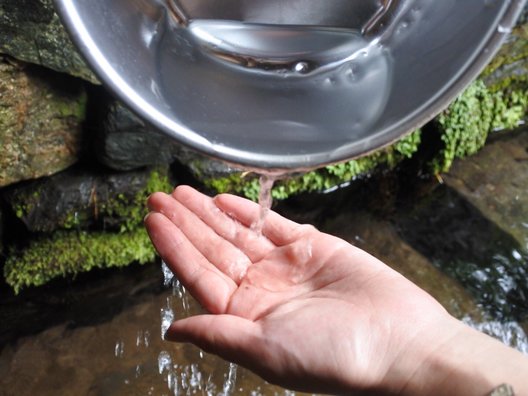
[166,0,188,26]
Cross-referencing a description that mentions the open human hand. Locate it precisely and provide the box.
[144,186,527,395]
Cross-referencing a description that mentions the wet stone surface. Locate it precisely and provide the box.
[0,57,86,187]
[0,0,98,83]
[94,101,183,172]
[443,129,528,250]
[4,166,170,233]
[394,129,528,324]
[394,183,528,323]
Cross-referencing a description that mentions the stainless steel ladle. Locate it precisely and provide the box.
[53,0,526,171]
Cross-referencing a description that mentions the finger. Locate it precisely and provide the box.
[144,212,235,313]
[213,192,310,246]
[147,192,251,283]
[172,185,276,261]
[165,314,266,370]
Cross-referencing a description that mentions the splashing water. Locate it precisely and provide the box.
[136,329,151,348]
[161,260,175,287]
[158,260,244,395]
[160,296,175,339]
[158,351,173,374]
[221,362,238,396]
[114,340,125,358]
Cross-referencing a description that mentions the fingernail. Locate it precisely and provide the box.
[144,212,152,222]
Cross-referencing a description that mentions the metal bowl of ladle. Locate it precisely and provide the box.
[54,0,526,171]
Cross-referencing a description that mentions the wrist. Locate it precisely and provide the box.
[397,317,527,395]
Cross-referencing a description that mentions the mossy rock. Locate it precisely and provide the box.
[0,0,98,83]
[482,24,528,92]
[5,166,173,233]
[94,101,187,171]
[0,57,87,187]
[432,80,528,173]
[2,167,174,293]
[431,22,528,174]
[4,227,156,294]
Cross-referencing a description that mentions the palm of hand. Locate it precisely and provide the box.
[145,186,447,393]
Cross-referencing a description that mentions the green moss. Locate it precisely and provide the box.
[13,188,41,219]
[63,168,173,232]
[4,169,173,293]
[205,129,422,200]
[482,25,528,90]
[56,89,88,120]
[4,227,155,294]
[62,210,88,229]
[432,80,528,173]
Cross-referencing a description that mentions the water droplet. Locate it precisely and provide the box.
[161,260,174,287]
[498,24,512,34]
[158,351,172,374]
[160,298,175,339]
[114,340,125,358]
[221,363,238,396]
[345,64,358,82]
[293,61,309,74]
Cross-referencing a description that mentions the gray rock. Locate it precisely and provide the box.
[0,57,86,187]
[94,100,234,180]
[443,129,528,249]
[394,175,528,323]
[95,101,183,171]
[482,24,528,90]
[5,166,172,233]
[0,0,97,83]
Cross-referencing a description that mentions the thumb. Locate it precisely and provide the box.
[165,314,264,366]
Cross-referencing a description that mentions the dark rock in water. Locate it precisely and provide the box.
[0,57,86,187]
[0,0,98,83]
[394,182,528,323]
[443,129,528,249]
[95,101,183,171]
[94,100,235,181]
[4,166,172,233]
[0,262,165,346]
[409,129,528,323]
